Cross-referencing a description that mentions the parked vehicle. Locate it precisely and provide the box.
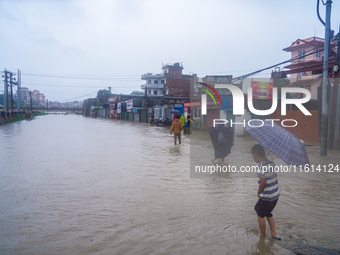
[150,117,172,126]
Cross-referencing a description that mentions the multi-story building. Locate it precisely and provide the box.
[141,62,196,97]
[39,93,46,106]
[32,90,46,106]
[202,75,234,95]
[20,87,29,104]
[282,36,337,99]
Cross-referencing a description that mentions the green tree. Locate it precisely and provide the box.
[97,89,111,104]
[97,89,111,98]
[130,90,144,95]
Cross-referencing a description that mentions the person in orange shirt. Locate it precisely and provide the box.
[170,115,183,145]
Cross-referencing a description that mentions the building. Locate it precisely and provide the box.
[20,87,29,104]
[273,36,340,144]
[141,62,197,97]
[282,36,337,99]
[32,90,46,106]
[202,75,233,95]
[15,87,46,106]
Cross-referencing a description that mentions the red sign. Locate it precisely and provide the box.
[251,81,273,99]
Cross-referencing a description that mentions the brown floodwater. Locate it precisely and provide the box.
[0,114,339,254]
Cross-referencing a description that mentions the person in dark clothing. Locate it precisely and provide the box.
[209,124,233,163]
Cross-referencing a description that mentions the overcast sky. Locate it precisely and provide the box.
[1,0,340,102]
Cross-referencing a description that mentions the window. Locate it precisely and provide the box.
[298,50,305,60]
[148,90,151,95]
[154,80,158,84]
[298,72,307,80]
[316,48,322,59]
[153,90,157,95]
[161,79,165,84]
[147,80,151,84]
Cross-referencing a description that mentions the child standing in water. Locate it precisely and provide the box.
[251,144,281,240]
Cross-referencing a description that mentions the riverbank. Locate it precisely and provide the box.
[0,111,47,125]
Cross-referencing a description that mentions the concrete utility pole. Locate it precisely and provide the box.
[328,27,340,149]
[30,91,33,113]
[320,0,332,156]
[144,85,148,123]
[17,69,21,111]
[9,72,14,111]
[3,69,8,112]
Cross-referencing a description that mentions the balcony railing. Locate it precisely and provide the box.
[141,84,164,89]
[141,73,165,79]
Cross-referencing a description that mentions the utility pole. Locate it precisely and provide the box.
[144,85,148,123]
[3,69,8,112]
[328,27,340,149]
[9,72,14,111]
[17,69,21,111]
[30,91,33,113]
[320,0,332,156]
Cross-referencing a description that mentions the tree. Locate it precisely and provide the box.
[97,89,111,104]
[130,90,144,95]
[97,89,111,98]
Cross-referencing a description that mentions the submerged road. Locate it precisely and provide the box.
[0,115,339,254]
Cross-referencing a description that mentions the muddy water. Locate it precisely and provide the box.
[0,115,339,254]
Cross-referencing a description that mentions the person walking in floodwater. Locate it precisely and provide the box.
[251,144,281,241]
[209,124,233,164]
[170,115,183,145]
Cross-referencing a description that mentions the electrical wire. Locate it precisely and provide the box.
[232,42,337,81]
[21,82,140,89]
[58,91,98,103]
[317,0,326,26]
[11,37,339,101]
[21,43,336,85]
[22,73,140,78]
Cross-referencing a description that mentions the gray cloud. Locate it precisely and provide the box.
[1,0,339,101]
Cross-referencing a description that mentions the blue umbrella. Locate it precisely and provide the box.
[245,120,309,166]
[171,110,180,114]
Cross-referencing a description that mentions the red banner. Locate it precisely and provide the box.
[251,81,273,99]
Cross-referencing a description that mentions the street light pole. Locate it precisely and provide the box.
[320,0,332,156]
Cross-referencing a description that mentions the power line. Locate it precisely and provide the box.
[22,73,140,81]
[21,82,140,89]
[58,91,98,103]
[232,42,337,81]
[23,73,140,77]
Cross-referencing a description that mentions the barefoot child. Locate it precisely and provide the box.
[251,144,281,240]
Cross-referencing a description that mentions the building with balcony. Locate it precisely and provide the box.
[141,62,197,97]
[282,36,337,99]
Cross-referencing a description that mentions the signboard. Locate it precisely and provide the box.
[117,102,121,114]
[184,101,219,108]
[126,99,133,110]
[251,81,273,99]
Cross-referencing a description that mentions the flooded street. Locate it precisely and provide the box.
[0,115,339,255]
